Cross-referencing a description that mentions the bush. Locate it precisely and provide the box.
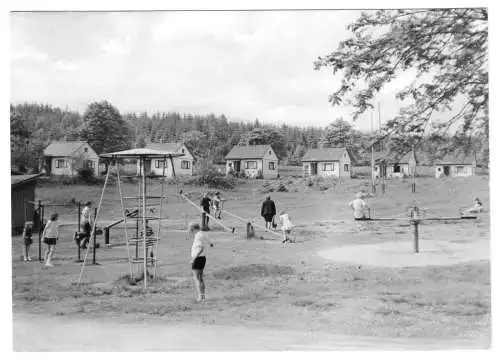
[186,168,238,189]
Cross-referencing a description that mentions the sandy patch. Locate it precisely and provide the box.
[318,239,490,267]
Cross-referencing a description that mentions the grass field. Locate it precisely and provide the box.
[12,174,491,348]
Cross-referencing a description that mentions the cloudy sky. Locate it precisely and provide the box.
[11,10,414,130]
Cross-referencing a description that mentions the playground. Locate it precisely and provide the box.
[11,172,491,349]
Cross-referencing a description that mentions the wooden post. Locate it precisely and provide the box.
[92,207,98,265]
[104,227,110,246]
[202,212,208,231]
[246,222,255,239]
[412,220,419,253]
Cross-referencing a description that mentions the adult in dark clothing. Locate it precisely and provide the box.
[200,193,212,229]
[261,195,277,232]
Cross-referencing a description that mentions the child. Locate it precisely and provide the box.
[461,197,483,215]
[42,213,60,268]
[200,193,211,229]
[212,191,224,220]
[279,210,294,243]
[76,201,93,248]
[22,221,34,262]
[189,223,214,302]
[140,221,155,263]
[349,192,369,220]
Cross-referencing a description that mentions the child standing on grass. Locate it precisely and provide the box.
[279,210,294,243]
[76,201,93,248]
[22,221,34,262]
[349,192,369,220]
[189,222,214,302]
[42,213,60,268]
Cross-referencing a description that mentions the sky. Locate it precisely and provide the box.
[11,10,420,130]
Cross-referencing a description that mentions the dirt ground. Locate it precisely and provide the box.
[11,175,491,350]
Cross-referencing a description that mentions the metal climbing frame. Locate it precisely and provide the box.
[77,148,184,289]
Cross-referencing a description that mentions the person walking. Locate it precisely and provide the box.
[261,195,277,232]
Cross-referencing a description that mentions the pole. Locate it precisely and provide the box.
[135,219,139,259]
[92,207,97,265]
[78,202,81,232]
[371,145,376,194]
[38,200,42,261]
[141,157,148,289]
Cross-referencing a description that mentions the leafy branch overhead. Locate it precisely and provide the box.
[314,9,488,140]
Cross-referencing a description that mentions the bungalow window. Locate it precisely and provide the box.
[181,160,191,169]
[86,160,94,169]
[456,166,464,173]
[55,159,66,168]
[155,160,167,169]
[268,162,276,170]
[322,163,334,171]
[246,161,257,169]
[393,164,401,173]
[84,147,88,152]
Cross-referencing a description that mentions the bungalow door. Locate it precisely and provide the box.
[443,166,450,176]
[234,160,241,172]
[311,162,318,176]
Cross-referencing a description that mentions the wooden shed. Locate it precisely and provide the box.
[11,174,43,234]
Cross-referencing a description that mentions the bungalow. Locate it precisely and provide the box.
[43,141,99,176]
[136,143,194,177]
[11,173,43,234]
[434,153,477,178]
[374,149,419,178]
[301,147,353,178]
[225,145,279,179]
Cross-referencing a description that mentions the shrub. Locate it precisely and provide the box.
[78,166,94,180]
[276,182,288,192]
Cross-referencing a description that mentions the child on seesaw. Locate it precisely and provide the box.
[212,191,224,220]
[349,192,369,220]
[461,197,483,216]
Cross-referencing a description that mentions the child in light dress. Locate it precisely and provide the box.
[461,197,483,216]
[349,192,369,220]
[279,210,294,243]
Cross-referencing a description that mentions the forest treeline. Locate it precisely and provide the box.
[10,101,488,173]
